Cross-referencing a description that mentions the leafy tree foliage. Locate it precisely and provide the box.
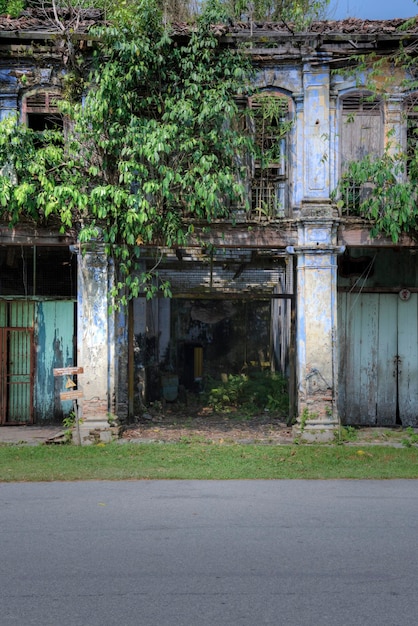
[337,148,418,243]
[1,0,330,302]
[0,0,253,301]
[0,0,25,16]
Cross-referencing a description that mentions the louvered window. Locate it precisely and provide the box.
[341,95,381,114]
[341,92,383,168]
[340,92,383,212]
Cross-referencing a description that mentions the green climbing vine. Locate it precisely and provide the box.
[0,0,255,302]
[337,146,418,243]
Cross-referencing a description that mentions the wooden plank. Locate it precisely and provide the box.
[398,294,418,424]
[60,390,84,400]
[337,292,347,417]
[53,366,84,377]
[342,292,361,423]
[376,294,397,425]
[343,292,380,425]
[361,294,379,424]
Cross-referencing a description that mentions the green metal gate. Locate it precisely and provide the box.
[0,302,34,425]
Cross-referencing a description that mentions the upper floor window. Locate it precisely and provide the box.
[22,91,63,132]
[0,246,76,297]
[340,91,383,211]
[340,92,383,166]
[250,92,293,219]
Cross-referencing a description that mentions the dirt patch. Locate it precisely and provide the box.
[122,405,294,444]
[121,407,415,446]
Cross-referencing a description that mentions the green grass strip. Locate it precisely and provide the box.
[1,442,418,481]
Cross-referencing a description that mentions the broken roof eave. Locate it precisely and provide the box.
[223,31,418,49]
[1,14,418,39]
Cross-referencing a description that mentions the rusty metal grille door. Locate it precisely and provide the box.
[0,303,35,425]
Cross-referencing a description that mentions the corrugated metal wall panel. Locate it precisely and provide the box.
[0,302,35,424]
[9,301,35,327]
[7,328,33,423]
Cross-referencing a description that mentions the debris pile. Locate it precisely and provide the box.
[0,9,417,35]
[0,7,104,32]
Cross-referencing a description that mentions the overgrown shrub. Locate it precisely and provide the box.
[206,371,289,415]
[0,0,25,17]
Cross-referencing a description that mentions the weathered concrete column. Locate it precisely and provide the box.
[76,244,116,444]
[289,216,344,441]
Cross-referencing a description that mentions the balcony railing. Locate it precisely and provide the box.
[251,177,287,218]
[339,180,375,215]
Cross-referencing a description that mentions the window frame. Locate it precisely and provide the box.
[249,90,294,219]
[21,89,64,132]
[339,90,384,213]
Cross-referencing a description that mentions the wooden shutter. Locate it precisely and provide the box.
[25,91,62,114]
[341,94,382,171]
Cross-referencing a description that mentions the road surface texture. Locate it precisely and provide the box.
[1,480,417,625]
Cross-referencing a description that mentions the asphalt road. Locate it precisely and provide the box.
[1,480,418,625]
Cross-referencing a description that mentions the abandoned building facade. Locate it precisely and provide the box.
[1,12,418,441]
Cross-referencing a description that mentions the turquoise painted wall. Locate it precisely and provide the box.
[35,301,75,423]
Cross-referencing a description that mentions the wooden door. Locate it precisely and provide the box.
[397,295,418,421]
[339,293,418,426]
